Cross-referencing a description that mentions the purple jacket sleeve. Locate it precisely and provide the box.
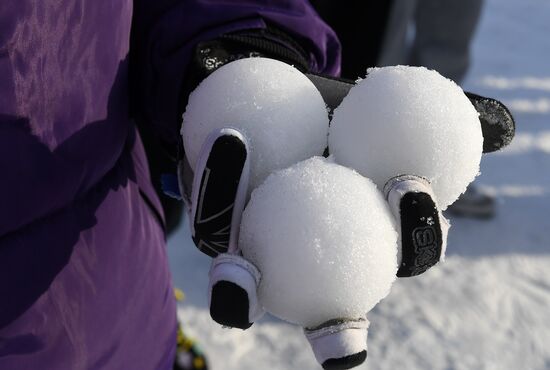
[131,0,341,147]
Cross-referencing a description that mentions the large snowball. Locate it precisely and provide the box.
[239,157,398,328]
[329,66,483,209]
[181,57,329,191]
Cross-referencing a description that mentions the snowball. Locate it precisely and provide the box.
[181,57,329,191]
[329,66,483,209]
[239,157,398,328]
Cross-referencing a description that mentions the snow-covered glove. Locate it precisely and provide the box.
[170,27,517,331]
[171,26,515,258]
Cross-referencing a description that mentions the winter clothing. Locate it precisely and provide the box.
[0,1,339,369]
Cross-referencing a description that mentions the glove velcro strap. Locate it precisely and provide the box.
[304,318,368,370]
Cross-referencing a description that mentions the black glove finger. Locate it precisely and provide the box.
[464,91,515,153]
[189,128,250,257]
[383,175,446,278]
[396,191,443,277]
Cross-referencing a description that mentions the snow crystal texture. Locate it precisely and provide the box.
[329,66,483,208]
[181,57,329,191]
[239,157,398,328]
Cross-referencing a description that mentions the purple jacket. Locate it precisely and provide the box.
[0,1,339,369]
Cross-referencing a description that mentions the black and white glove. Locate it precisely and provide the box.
[183,126,264,330]
[174,27,516,331]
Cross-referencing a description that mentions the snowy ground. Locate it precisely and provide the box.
[167,1,550,369]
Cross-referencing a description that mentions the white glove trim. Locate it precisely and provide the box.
[208,253,264,322]
[304,317,369,366]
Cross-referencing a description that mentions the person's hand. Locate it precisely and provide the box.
[174,31,516,337]
[177,57,515,273]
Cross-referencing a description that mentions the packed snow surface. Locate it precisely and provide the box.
[329,66,483,209]
[181,57,329,191]
[239,157,398,327]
